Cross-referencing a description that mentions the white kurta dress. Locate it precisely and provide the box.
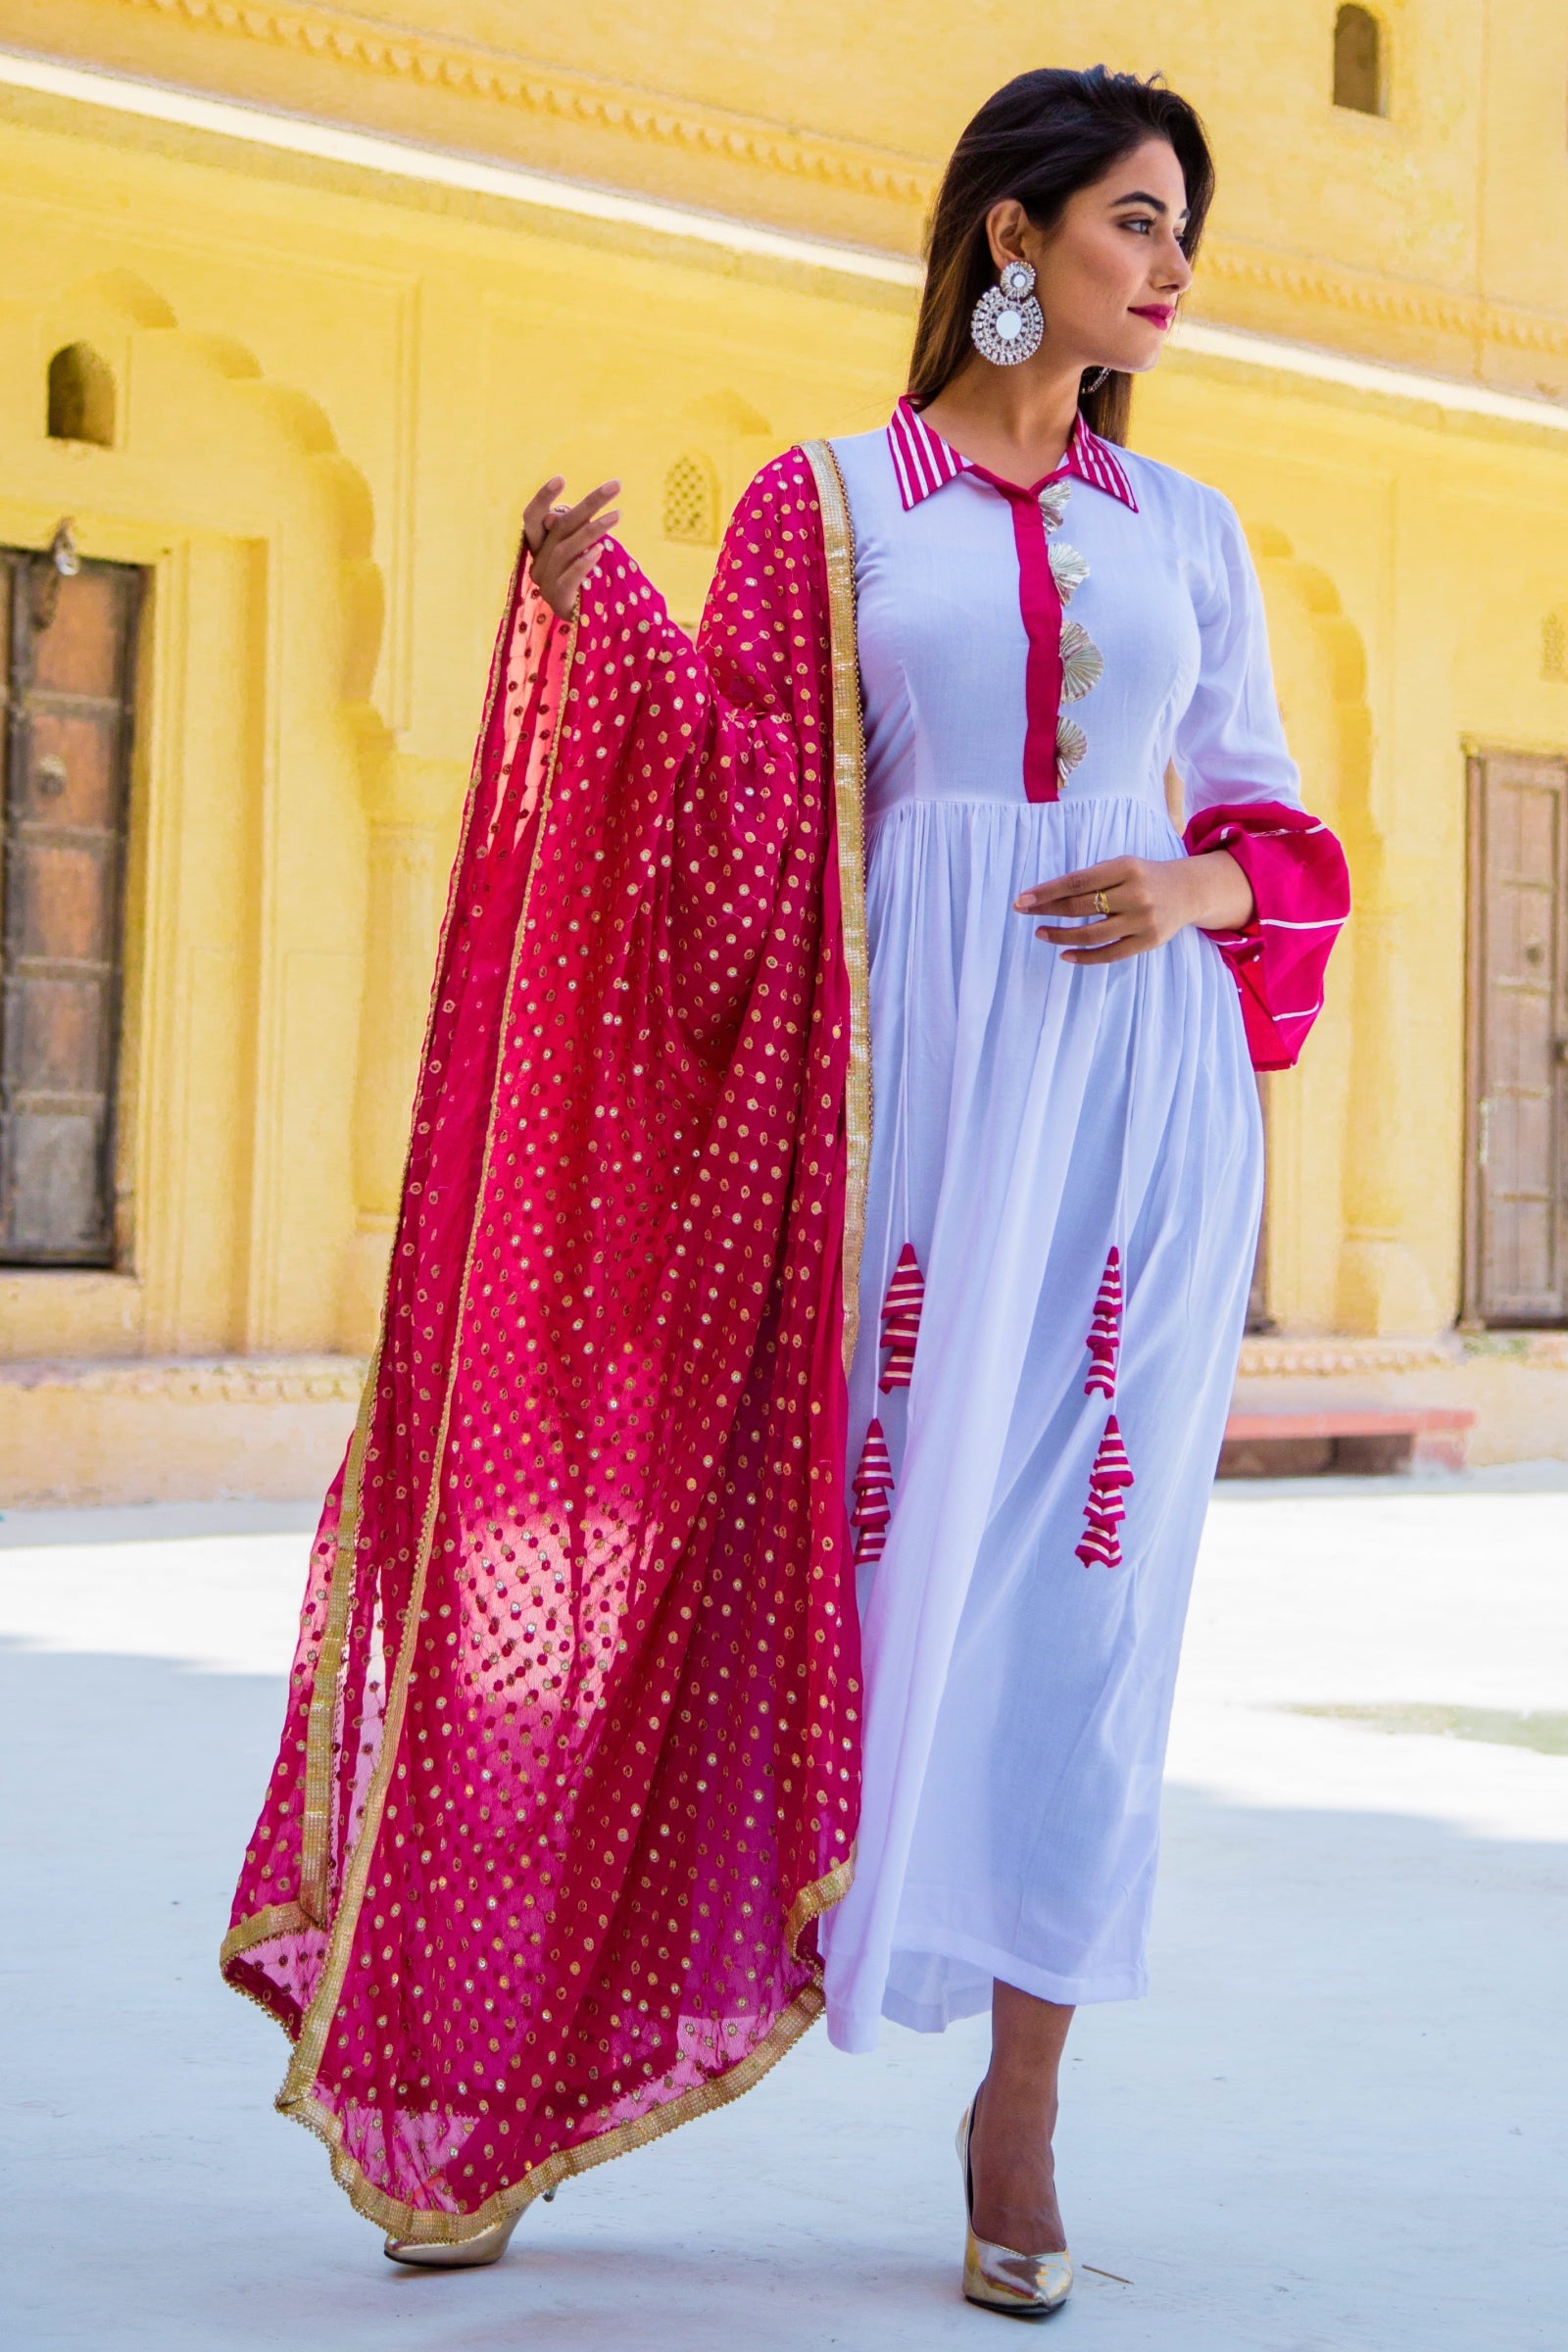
[818,403,1301,2053]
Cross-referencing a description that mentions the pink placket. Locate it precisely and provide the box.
[973,464,1068,805]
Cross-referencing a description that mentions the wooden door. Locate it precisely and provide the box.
[1464,752,1568,1323]
[0,550,143,1264]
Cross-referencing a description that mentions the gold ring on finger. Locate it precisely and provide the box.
[1092,888,1110,917]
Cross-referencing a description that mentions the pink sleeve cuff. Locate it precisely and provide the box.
[1183,801,1350,1070]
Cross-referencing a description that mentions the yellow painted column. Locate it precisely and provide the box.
[337,746,466,1352]
[333,265,487,1352]
[1336,849,1445,1337]
[1330,459,1449,1343]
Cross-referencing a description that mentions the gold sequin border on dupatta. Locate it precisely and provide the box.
[268,580,585,2229]
[294,1361,379,1930]
[801,438,872,1382]
[220,547,529,1980]
[225,463,870,2242]
[780,438,866,1962]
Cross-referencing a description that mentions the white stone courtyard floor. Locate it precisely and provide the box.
[3,1470,1564,2352]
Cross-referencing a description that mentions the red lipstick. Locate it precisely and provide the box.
[1130,304,1175,328]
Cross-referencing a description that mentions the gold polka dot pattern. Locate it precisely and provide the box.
[222,453,862,2240]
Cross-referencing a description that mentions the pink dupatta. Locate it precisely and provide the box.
[222,446,870,2239]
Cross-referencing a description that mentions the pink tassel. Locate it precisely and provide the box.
[852,1417,895,1566]
[878,1243,926,1393]
[1083,1245,1123,1399]
[1076,1411,1135,1571]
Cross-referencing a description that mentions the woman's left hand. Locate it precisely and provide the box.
[1014,850,1255,965]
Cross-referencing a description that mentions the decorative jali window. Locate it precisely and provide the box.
[662,453,718,547]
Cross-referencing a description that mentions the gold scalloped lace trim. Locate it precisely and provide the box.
[800,437,870,1378]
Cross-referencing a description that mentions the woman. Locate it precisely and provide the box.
[223,66,1348,2320]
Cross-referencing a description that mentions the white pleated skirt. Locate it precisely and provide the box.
[820,793,1262,2053]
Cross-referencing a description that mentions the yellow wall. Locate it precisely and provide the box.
[15,0,1568,392]
[1,4,1566,1467]
[0,95,912,1365]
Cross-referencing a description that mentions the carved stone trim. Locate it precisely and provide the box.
[96,5,1568,368]
[112,0,932,206]
[1238,1337,1457,1377]
[1458,1331,1568,1369]
[0,1353,368,1402]
[1238,1332,1568,1376]
[1200,245,1568,366]
[15,5,1558,368]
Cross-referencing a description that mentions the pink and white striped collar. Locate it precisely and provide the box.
[885,394,1139,514]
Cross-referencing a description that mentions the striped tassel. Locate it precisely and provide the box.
[851,1417,895,1567]
[878,1244,926,1393]
[1076,1412,1135,1571]
[1084,1246,1122,1399]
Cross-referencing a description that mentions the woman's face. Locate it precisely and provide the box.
[989,136,1194,377]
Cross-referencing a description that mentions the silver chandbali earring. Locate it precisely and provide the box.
[970,259,1044,367]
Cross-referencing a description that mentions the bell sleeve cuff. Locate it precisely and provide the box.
[1183,800,1350,1072]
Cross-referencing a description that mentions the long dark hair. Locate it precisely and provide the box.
[908,66,1214,445]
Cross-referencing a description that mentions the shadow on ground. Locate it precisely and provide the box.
[3,1640,1561,2352]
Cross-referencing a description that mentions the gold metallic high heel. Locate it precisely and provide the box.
[382,2185,554,2268]
[956,2096,1073,2320]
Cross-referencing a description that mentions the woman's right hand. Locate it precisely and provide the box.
[522,476,621,620]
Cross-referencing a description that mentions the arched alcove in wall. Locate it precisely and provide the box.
[1247,524,1383,1334]
[1333,5,1387,116]
[4,269,390,1361]
[35,268,384,712]
[46,341,116,445]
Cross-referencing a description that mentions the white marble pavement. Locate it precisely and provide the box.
[3,1468,1564,2352]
